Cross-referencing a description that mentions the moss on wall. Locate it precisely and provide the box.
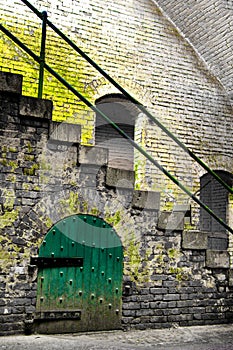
[0,16,96,145]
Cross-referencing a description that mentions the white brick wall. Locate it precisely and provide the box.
[154,0,233,98]
[0,0,232,222]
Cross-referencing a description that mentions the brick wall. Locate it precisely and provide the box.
[154,0,233,97]
[0,0,232,204]
[0,71,233,334]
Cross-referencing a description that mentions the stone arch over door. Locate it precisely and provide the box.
[34,214,123,334]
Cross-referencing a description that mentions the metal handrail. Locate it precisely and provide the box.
[38,11,47,98]
[19,0,233,196]
[0,23,232,234]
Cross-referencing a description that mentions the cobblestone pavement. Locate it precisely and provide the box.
[1,324,233,350]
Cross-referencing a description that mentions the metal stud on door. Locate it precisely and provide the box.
[33,214,123,334]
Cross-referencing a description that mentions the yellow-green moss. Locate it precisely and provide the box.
[0,209,19,229]
[124,233,150,284]
[0,158,18,171]
[169,267,189,282]
[8,160,18,170]
[168,248,180,259]
[90,207,100,216]
[105,210,121,226]
[0,17,96,145]
[6,174,16,183]
[40,158,52,171]
[24,154,35,161]
[59,191,80,215]
[23,163,39,175]
[44,216,53,229]
[27,142,33,153]
[0,159,7,166]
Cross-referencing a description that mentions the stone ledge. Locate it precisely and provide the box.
[182,230,208,250]
[19,96,53,120]
[157,211,184,231]
[50,121,81,143]
[206,250,230,269]
[78,145,108,165]
[132,191,160,210]
[0,71,23,94]
[106,167,135,189]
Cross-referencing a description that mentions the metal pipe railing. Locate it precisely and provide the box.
[38,11,47,98]
[19,0,233,195]
[0,23,232,234]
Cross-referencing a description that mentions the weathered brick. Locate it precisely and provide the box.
[150,288,168,295]
[163,294,180,301]
[122,303,140,310]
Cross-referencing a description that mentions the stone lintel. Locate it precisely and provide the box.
[132,190,160,210]
[19,96,53,120]
[157,211,184,231]
[50,121,81,143]
[0,71,23,94]
[206,250,230,269]
[106,167,135,189]
[182,230,208,250]
[78,145,108,166]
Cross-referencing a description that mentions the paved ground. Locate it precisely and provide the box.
[1,324,233,350]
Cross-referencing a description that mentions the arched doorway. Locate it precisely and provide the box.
[34,214,123,334]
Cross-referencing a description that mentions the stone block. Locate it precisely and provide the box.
[0,72,22,94]
[163,294,180,301]
[50,121,81,143]
[206,250,230,269]
[19,96,52,120]
[150,288,168,294]
[78,145,108,165]
[208,232,228,250]
[182,230,208,250]
[106,167,134,189]
[132,190,160,210]
[228,269,233,287]
[157,211,184,231]
[173,204,192,225]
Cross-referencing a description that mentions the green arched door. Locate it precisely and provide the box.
[34,215,123,334]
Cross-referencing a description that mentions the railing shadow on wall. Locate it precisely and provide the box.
[0,0,232,234]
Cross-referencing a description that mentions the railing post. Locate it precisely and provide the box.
[38,11,47,99]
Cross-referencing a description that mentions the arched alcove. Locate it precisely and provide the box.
[200,170,233,233]
[95,94,140,170]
